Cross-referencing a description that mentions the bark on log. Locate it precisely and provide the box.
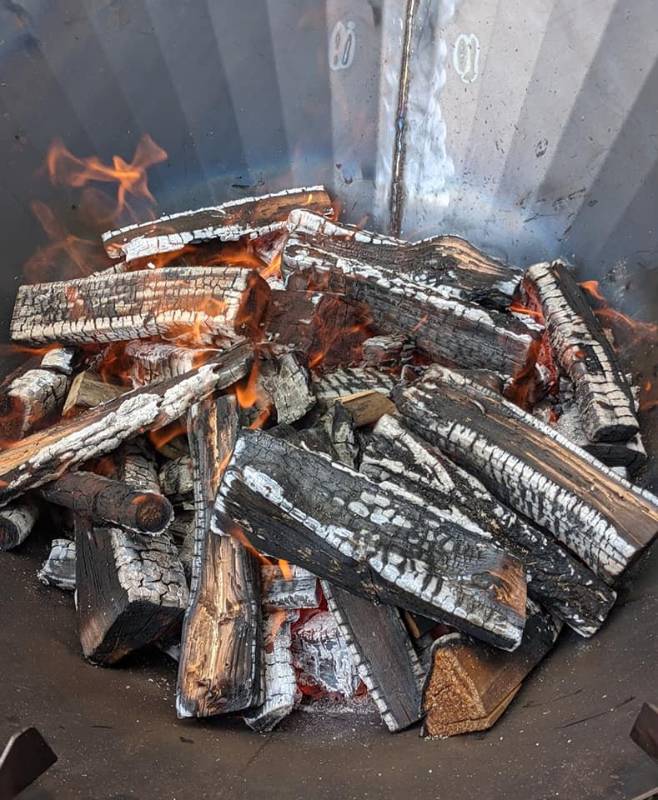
[0,369,68,438]
[283,212,537,376]
[37,538,76,591]
[0,500,39,551]
[102,186,333,261]
[125,342,222,387]
[393,365,658,582]
[62,372,124,417]
[244,610,299,733]
[362,415,616,636]
[526,261,639,442]
[214,429,527,651]
[40,472,173,535]
[422,602,562,737]
[322,581,424,732]
[75,515,189,665]
[313,366,396,401]
[285,210,521,308]
[261,564,319,610]
[11,267,269,346]
[177,395,261,718]
[0,342,252,505]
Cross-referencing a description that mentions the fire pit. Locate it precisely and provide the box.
[1,2,657,799]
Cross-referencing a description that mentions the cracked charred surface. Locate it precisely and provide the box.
[177,395,261,718]
[102,186,333,261]
[37,538,76,591]
[125,342,223,387]
[10,267,269,346]
[362,415,616,636]
[214,429,527,651]
[0,499,39,551]
[393,366,658,583]
[0,368,68,438]
[0,342,252,506]
[527,261,639,443]
[261,564,318,610]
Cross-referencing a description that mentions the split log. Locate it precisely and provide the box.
[313,366,396,401]
[338,390,396,427]
[214,430,527,651]
[422,602,561,737]
[322,581,424,732]
[125,342,222,387]
[284,211,521,308]
[37,539,76,591]
[283,212,537,376]
[62,372,125,416]
[244,610,299,733]
[526,261,639,442]
[10,267,269,346]
[0,369,68,438]
[362,415,616,636]
[393,365,658,582]
[266,351,315,425]
[102,186,333,261]
[363,335,414,368]
[40,347,77,375]
[0,341,252,506]
[158,456,194,500]
[0,500,39,551]
[40,472,173,535]
[177,395,261,718]
[261,564,319,610]
[75,515,189,665]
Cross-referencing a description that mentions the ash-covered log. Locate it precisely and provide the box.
[0,368,68,438]
[40,346,77,375]
[526,261,639,442]
[114,440,161,494]
[422,602,561,737]
[363,335,414,368]
[37,539,76,591]
[261,564,318,610]
[322,581,424,732]
[214,430,527,651]
[266,351,316,425]
[102,186,333,261]
[313,366,396,401]
[362,415,616,636]
[284,211,522,308]
[244,610,298,733]
[177,395,261,718]
[11,267,269,346]
[283,212,537,376]
[158,456,194,501]
[0,500,39,551]
[62,372,124,417]
[40,472,173,536]
[125,342,221,387]
[393,366,658,582]
[0,342,252,506]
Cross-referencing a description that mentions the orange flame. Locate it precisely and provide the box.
[278,559,293,581]
[579,280,606,303]
[148,418,188,452]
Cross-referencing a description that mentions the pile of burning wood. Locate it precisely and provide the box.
[1,186,656,737]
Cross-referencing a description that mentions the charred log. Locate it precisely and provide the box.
[0,341,252,505]
[159,456,194,501]
[62,372,125,417]
[37,539,76,591]
[214,430,527,651]
[313,366,396,401]
[40,347,77,375]
[125,342,221,387]
[363,335,414,368]
[0,500,39,551]
[261,564,319,610]
[0,368,68,438]
[11,267,269,346]
[393,366,658,582]
[177,395,261,718]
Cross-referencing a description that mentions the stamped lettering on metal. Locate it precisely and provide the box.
[329,20,356,71]
[453,33,480,83]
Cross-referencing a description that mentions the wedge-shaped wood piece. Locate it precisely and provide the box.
[37,538,76,591]
[214,430,527,651]
[41,472,173,535]
[10,267,269,346]
[631,702,658,762]
[284,210,522,307]
[62,371,124,416]
[283,211,537,376]
[0,368,68,438]
[177,395,261,718]
[422,602,561,737]
[0,727,57,800]
[362,415,616,636]
[527,261,639,443]
[322,581,424,732]
[393,365,658,582]
[76,515,189,665]
[0,500,39,551]
[338,390,396,427]
[102,186,333,261]
[0,342,252,506]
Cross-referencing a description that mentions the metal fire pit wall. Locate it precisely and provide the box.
[1,3,658,800]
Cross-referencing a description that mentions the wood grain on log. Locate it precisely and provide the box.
[41,472,173,535]
[125,342,222,387]
[322,581,424,732]
[62,372,124,417]
[102,187,332,261]
[527,261,639,442]
[285,210,521,308]
[393,366,658,582]
[177,395,261,717]
[0,342,252,506]
[37,538,76,591]
[422,602,561,736]
[283,212,537,376]
[0,368,68,438]
[214,429,527,651]
[0,500,39,551]
[363,335,414,368]
[362,415,616,636]
[11,267,269,346]
[261,564,318,610]
[338,390,396,427]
